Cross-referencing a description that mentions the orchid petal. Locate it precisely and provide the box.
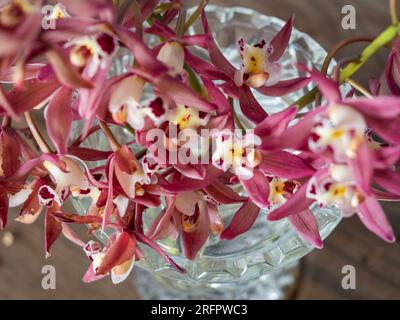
[220,201,260,240]
[255,106,297,137]
[240,169,270,209]
[260,151,316,179]
[374,169,400,196]
[0,185,8,229]
[256,77,311,97]
[298,66,341,103]
[201,10,236,78]
[288,209,323,249]
[96,232,136,275]
[238,85,268,123]
[181,203,210,260]
[204,180,247,205]
[1,78,60,116]
[44,88,73,155]
[46,50,93,89]
[133,231,184,273]
[269,15,294,62]
[357,196,395,243]
[45,205,63,257]
[268,182,314,221]
[174,163,206,180]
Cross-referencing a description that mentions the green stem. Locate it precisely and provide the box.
[296,23,400,110]
[184,63,204,95]
[184,0,208,33]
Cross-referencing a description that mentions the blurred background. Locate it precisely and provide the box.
[1,0,400,299]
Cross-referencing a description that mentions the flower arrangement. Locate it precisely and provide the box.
[1,0,400,285]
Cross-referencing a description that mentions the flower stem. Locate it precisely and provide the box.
[347,78,373,98]
[296,24,400,110]
[391,0,399,25]
[24,112,52,153]
[98,119,121,152]
[175,8,187,37]
[184,0,208,33]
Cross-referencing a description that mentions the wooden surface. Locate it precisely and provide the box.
[1,0,400,299]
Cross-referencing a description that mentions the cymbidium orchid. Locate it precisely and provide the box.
[0,0,400,285]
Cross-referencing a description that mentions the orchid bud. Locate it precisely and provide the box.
[157,41,185,76]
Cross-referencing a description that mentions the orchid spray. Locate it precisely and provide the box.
[0,0,400,284]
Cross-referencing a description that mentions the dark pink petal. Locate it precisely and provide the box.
[145,20,176,39]
[369,78,381,96]
[0,85,17,119]
[344,96,400,119]
[348,140,373,194]
[154,74,217,112]
[374,169,400,196]
[288,209,323,249]
[174,163,206,180]
[255,106,297,137]
[134,193,161,208]
[46,50,94,89]
[130,67,217,112]
[385,48,400,95]
[201,10,236,78]
[182,204,210,260]
[256,77,311,97]
[17,178,47,224]
[60,0,116,22]
[180,35,210,49]
[371,146,400,169]
[240,169,270,209]
[1,78,60,116]
[133,231,184,273]
[97,231,136,275]
[261,107,326,151]
[299,65,341,103]
[147,197,176,240]
[49,211,102,224]
[220,201,260,240]
[260,151,316,179]
[184,50,230,81]
[102,157,115,230]
[160,166,222,193]
[116,28,168,75]
[45,205,63,257]
[44,88,73,155]
[8,153,64,181]
[357,196,395,243]
[269,15,294,62]
[365,116,400,145]
[268,181,314,221]
[204,180,247,205]
[114,145,138,175]
[68,146,113,161]
[0,185,9,229]
[0,128,21,176]
[373,189,400,201]
[202,77,231,114]
[238,85,268,123]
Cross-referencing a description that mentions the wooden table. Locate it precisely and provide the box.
[1,0,399,299]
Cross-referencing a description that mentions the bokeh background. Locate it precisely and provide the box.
[0,0,399,299]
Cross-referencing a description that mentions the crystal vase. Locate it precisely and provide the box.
[72,5,341,300]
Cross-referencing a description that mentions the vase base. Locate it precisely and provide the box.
[134,261,301,300]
